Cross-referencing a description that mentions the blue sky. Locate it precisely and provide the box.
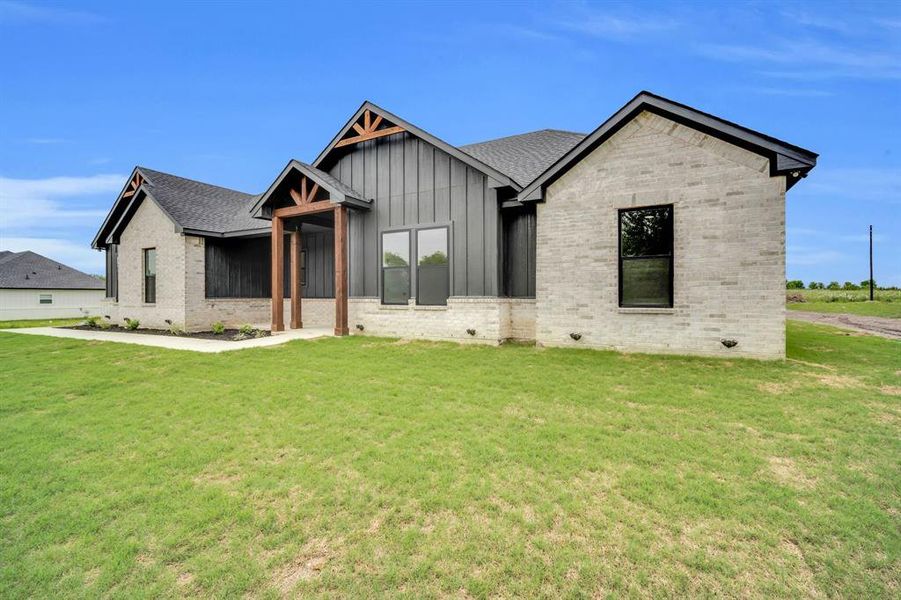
[1,0,898,284]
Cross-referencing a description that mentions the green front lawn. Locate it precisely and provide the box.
[0,317,85,329]
[1,323,898,598]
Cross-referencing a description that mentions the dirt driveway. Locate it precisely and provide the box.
[788,311,901,340]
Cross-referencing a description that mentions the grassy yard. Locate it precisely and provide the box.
[0,317,85,329]
[787,288,901,318]
[1,323,898,598]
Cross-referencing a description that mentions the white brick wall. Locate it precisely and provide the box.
[347,297,534,344]
[107,198,187,328]
[535,111,786,359]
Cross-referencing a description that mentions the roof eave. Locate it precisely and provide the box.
[516,91,818,202]
[312,101,521,191]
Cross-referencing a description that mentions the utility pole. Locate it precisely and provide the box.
[869,225,874,302]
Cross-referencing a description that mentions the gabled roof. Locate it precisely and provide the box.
[0,251,104,290]
[516,91,818,202]
[92,167,266,248]
[250,160,369,218]
[460,129,587,188]
[313,100,521,190]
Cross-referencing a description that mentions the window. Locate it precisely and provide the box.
[300,249,306,287]
[417,227,449,305]
[39,294,52,304]
[619,205,673,308]
[381,231,410,304]
[143,248,157,304]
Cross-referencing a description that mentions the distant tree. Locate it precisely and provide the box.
[860,279,876,289]
[826,281,841,290]
[842,281,860,290]
[418,251,448,266]
[383,251,408,267]
[786,280,805,289]
[808,281,824,289]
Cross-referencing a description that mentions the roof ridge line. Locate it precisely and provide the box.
[137,165,257,198]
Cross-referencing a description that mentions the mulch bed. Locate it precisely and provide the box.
[67,325,270,341]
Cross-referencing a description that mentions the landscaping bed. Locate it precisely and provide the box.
[67,324,270,341]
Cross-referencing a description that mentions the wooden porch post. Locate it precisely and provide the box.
[271,216,285,332]
[334,205,349,336]
[290,228,303,329]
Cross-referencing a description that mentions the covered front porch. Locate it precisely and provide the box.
[250,160,370,336]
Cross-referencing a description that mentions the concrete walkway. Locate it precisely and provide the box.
[787,311,901,340]
[1,326,334,352]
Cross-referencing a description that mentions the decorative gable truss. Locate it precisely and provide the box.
[334,109,406,148]
[289,176,321,206]
[122,171,145,198]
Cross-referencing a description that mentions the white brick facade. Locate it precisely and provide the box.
[347,297,536,344]
[535,111,786,359]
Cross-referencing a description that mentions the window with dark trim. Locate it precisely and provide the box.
[300,249,306,287]
[381,231,410,305]
[143,248,157,304]
[39,293,52,304]
[618,205,673,308]
[416,227,449,306]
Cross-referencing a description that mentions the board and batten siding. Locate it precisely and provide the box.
[204,232,334,299]
[326,132,501,298]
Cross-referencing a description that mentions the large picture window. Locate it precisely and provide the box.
[143,248,157,304]
[381,231,410,305]
[416,227,449,306]
[619,205,673,308]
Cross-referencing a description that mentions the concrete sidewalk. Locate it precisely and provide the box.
[0,326,334,352]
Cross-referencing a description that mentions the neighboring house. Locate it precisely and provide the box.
[92,91,817,358]
[0,251,105,320]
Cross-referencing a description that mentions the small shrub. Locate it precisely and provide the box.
[83,316,101,328]
[124,318,140,330]
[238,323,254,336]
[99,320,111,330]
[211,321,226,335]
[253,328,266,338]
[786,293,805,303]
[169,322,184,336]
[786,280,805,290]
[826,281,841,290]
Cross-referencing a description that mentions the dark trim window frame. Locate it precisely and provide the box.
[618,205,674,308]
[416,226,450,306]
[143,247,157,304]
[380,230,411,305]
[300,248,306,288]
[39,293,53,304]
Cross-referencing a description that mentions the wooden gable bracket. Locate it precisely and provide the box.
[122,172,144,198]
[288,176,321,206]
[334,109,405,148]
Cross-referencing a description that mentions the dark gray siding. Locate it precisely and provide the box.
[502,206,536,298]
[105,244,118,300]
[301,230,334,298]
[204,233,334,299]
[328,132,500,298]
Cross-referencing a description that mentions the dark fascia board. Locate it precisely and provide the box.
[516,91,818,202]
[311,100,520,191]
[181,226,271,239]
[249,159,371,219]
[91,166,154,249]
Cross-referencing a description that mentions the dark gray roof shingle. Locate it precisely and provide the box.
[138,167,267,234]
[0,251,105,289]
[459,129,587,187]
